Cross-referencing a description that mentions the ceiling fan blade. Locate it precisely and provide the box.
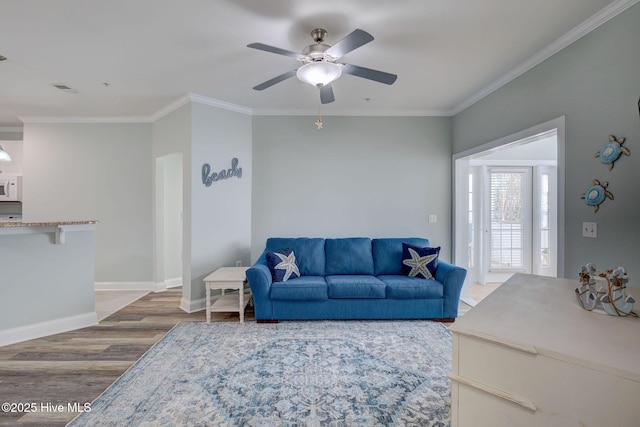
[341,63,397,85]
[253,69,298,91]
[247,42,302,59]
[319,84,335,104]
[325,29,374,59]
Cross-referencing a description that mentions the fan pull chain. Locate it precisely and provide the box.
[315,103,323,129]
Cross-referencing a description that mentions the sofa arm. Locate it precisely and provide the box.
[246,258,274,320]
[435,261,467,318]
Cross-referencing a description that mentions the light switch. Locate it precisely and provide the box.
[582,222,597,238]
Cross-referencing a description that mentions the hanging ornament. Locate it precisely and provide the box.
[315,102,323,129]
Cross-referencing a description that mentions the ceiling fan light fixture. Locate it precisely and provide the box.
[296,62,342,87]
[0,145,11,161]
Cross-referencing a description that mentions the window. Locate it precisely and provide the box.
[539,173,550,268]
[489,169,527,271]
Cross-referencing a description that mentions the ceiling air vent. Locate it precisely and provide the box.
[52,83,79,94]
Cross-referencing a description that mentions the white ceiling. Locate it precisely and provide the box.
[0,0,627,126]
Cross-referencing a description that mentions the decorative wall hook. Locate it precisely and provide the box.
[581,179,613,212]
[595,135,630,170]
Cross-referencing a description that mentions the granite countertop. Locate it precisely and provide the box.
[0,220,98,228]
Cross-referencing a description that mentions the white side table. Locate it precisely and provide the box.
[204,266,251,323]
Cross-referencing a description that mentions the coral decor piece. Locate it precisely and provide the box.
[581,179,613,212]
[575,264,637,317]
[595,135,630,170]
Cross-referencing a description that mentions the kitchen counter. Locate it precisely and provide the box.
[0,219,98,227]
[0,220,98,244]
[0,220,98,345]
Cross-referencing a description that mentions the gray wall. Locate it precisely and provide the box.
[22,123,154,283]
[251,115,453,261]
[190,102,252,301]
[453,3,640,280]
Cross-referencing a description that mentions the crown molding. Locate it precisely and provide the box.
[0,127,23,133]
[188,93,253,115]
[452,0,639,115]
[147,94,192,122]
[19,116,152,124]
[251,108,453,117]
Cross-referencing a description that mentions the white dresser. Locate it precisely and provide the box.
[449,274,640,427]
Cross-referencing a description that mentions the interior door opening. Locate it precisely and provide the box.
[154,152,184,291]
[453,117,565,306]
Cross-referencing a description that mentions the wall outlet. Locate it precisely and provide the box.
[582,222,597,238]
[428,214,438,223]
[235,260,243,267]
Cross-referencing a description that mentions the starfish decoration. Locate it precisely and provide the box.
[273,251,300,281]
[402,248,437,279]
[315,115,323,129]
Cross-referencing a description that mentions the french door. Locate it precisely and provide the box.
[483,167,531,283]
[481,166,556,283]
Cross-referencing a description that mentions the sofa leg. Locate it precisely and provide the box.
[257,319,279,324]
[435,318,455,323]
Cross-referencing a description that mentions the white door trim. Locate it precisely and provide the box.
[452,116,566,290]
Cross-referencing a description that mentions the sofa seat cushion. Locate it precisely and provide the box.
[326,275,386,299]
[378,275,443,299]
[270,276,328,301]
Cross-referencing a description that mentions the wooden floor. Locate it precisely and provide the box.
[0,284,499,426]
[0,288,254,426]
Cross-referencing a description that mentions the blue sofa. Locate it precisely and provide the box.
[246,237,467,322]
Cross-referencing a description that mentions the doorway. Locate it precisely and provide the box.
[453,117,565,305]
[154,153,183,291]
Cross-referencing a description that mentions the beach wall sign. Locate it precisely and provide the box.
[202,158,242,187]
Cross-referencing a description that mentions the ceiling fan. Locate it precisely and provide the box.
[247,28,397,104]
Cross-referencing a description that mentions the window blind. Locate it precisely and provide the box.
[489,170,525,270]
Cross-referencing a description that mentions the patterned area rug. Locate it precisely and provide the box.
[69,321,452,426]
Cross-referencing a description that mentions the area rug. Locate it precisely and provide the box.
[69,321,452,426]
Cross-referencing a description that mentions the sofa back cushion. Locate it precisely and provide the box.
[372,238,430,275]
[266,238,326,276]
[325,237,374,275]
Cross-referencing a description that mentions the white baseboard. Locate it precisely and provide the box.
[96,280,182,293]
[95,281,156,291]
[153,282,168,292]
[180,296,209,313]
[165,277,183,288]
[0,312,98,347]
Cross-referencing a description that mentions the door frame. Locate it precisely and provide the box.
[452,116,566,302]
